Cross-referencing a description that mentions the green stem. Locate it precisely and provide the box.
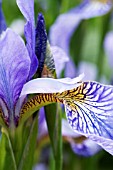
[1,128,17,170]
[54,105,62,170]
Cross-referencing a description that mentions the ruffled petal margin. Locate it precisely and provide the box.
[20,74,84,96]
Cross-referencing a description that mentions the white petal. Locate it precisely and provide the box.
[20,74,84,97]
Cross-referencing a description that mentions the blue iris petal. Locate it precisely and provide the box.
[0,29,30,125]
[65,81,113,155]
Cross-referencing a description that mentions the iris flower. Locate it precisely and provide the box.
[50,0,112,56]
[37,51,100,157]
[1,0,113,157]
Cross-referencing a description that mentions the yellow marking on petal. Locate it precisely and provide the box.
[19,93,62,125]
[0,108,8,127]
[19,82,87,125]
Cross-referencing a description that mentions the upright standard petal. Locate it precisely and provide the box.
[17,0,38,78]
[0,0,7,34]
[0,29,30,124]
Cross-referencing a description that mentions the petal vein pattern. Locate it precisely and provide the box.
[62,82,113,154]
[64,82,113,137]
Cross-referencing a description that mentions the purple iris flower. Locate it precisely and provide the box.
[1,0,113,157]
[49,0,112,56]
[0,0,83,127]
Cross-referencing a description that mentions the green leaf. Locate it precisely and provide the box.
[0,129,17,170]
[18,115,38,170]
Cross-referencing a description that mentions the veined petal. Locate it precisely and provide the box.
[63,81,113,155]
[0,28,30,118]
[20,74,84,96]
[17,0,38,78]
[51,46,69,77]
[0,0,7,34]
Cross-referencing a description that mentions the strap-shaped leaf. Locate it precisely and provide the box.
[18,115,38,170]
[0,129,17,170]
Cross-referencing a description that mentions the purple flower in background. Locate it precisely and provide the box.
[65,60,98,80]
[51,46,69,77]
[49,0,112,56]
[62,119,101,157]
[104,31,113,69]
[0,0,6,34]
[71,139,101,157]
[38,111,101,157]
